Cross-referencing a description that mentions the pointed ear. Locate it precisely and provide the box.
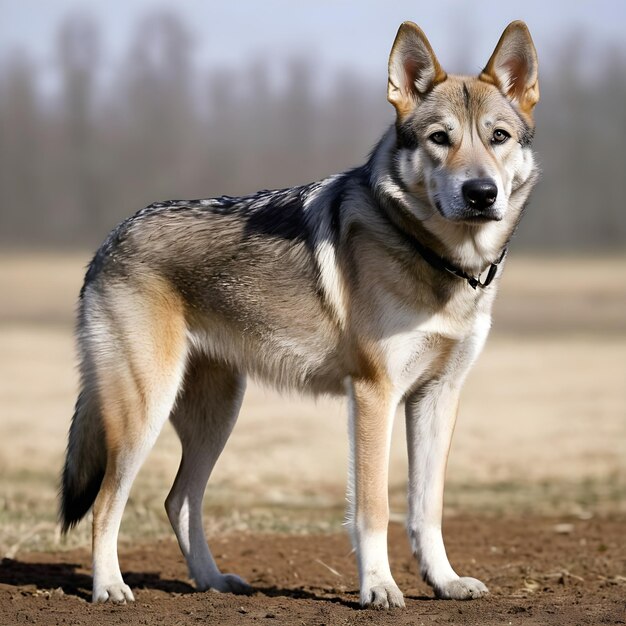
[481,21,539,117]
[387,21,447,118]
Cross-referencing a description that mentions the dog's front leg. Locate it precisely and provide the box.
[405,382,488,600]
[347,377,404,609]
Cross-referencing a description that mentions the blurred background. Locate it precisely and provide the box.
[0,1,624,553]
[1,0,626,250]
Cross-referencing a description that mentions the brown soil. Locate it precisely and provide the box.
[1,517,624,626]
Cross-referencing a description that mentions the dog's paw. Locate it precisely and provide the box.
[434,576,488,600]
[360,582,405,609]
[92,581,135,604]
[198,572,253,595]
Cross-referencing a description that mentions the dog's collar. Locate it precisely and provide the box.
[409,238,507,289]
[372,188,507,289]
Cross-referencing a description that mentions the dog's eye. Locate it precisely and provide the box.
[492,129,510,144]
[429,131,450,146]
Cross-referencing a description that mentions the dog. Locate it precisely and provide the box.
[60,20,539,609]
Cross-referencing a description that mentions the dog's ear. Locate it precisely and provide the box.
[387,22,447,117]
[481,21,539,117]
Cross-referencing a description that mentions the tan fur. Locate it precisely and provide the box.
[351,377,394,528]
[95,279,186,441]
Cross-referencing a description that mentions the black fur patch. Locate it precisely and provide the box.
[329,181,344,237]
[136,188,311,242]
[243,188,308,241]
[60,462,105,533]
[59,391,107,532]
[396,121,419,150]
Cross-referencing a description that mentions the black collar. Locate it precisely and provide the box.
[373,192,508,289]
[408,237,507,289]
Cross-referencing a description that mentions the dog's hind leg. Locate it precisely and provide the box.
[89,280,189,603]
[405,382,489,600]
[165,353,250,594]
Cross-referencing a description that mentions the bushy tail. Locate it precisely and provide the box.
[59,388,107,533]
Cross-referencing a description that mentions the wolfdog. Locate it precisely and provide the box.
[60,20,539,609]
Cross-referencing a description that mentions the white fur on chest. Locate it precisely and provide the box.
[379,304,492,395]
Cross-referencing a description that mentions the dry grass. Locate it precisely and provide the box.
[0,253,624,554]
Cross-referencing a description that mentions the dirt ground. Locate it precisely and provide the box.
[0,253,625,625]
[2,517,625,626]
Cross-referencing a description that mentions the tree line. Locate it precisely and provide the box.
[1,12,625,250]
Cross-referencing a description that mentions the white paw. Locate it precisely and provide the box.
[360,581,405,609]
[434,576,488,600]
[197,572,253,595]
[92,581,135,604]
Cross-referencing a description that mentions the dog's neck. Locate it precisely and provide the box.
[366,127,528,276]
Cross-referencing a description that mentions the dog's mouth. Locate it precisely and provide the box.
[434,200,502,224]
[460,209,503,224]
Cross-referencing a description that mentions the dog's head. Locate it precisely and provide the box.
[387,21,539,227]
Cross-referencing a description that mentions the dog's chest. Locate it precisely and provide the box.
[377,304,484,394]
[382,329,450,393]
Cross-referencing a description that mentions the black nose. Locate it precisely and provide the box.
[462,178,498,211]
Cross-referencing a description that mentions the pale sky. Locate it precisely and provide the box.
[2,0,625,89]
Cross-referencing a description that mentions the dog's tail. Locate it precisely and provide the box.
[59,385,107,533]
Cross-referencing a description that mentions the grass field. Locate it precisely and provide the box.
[1,252,624,555]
